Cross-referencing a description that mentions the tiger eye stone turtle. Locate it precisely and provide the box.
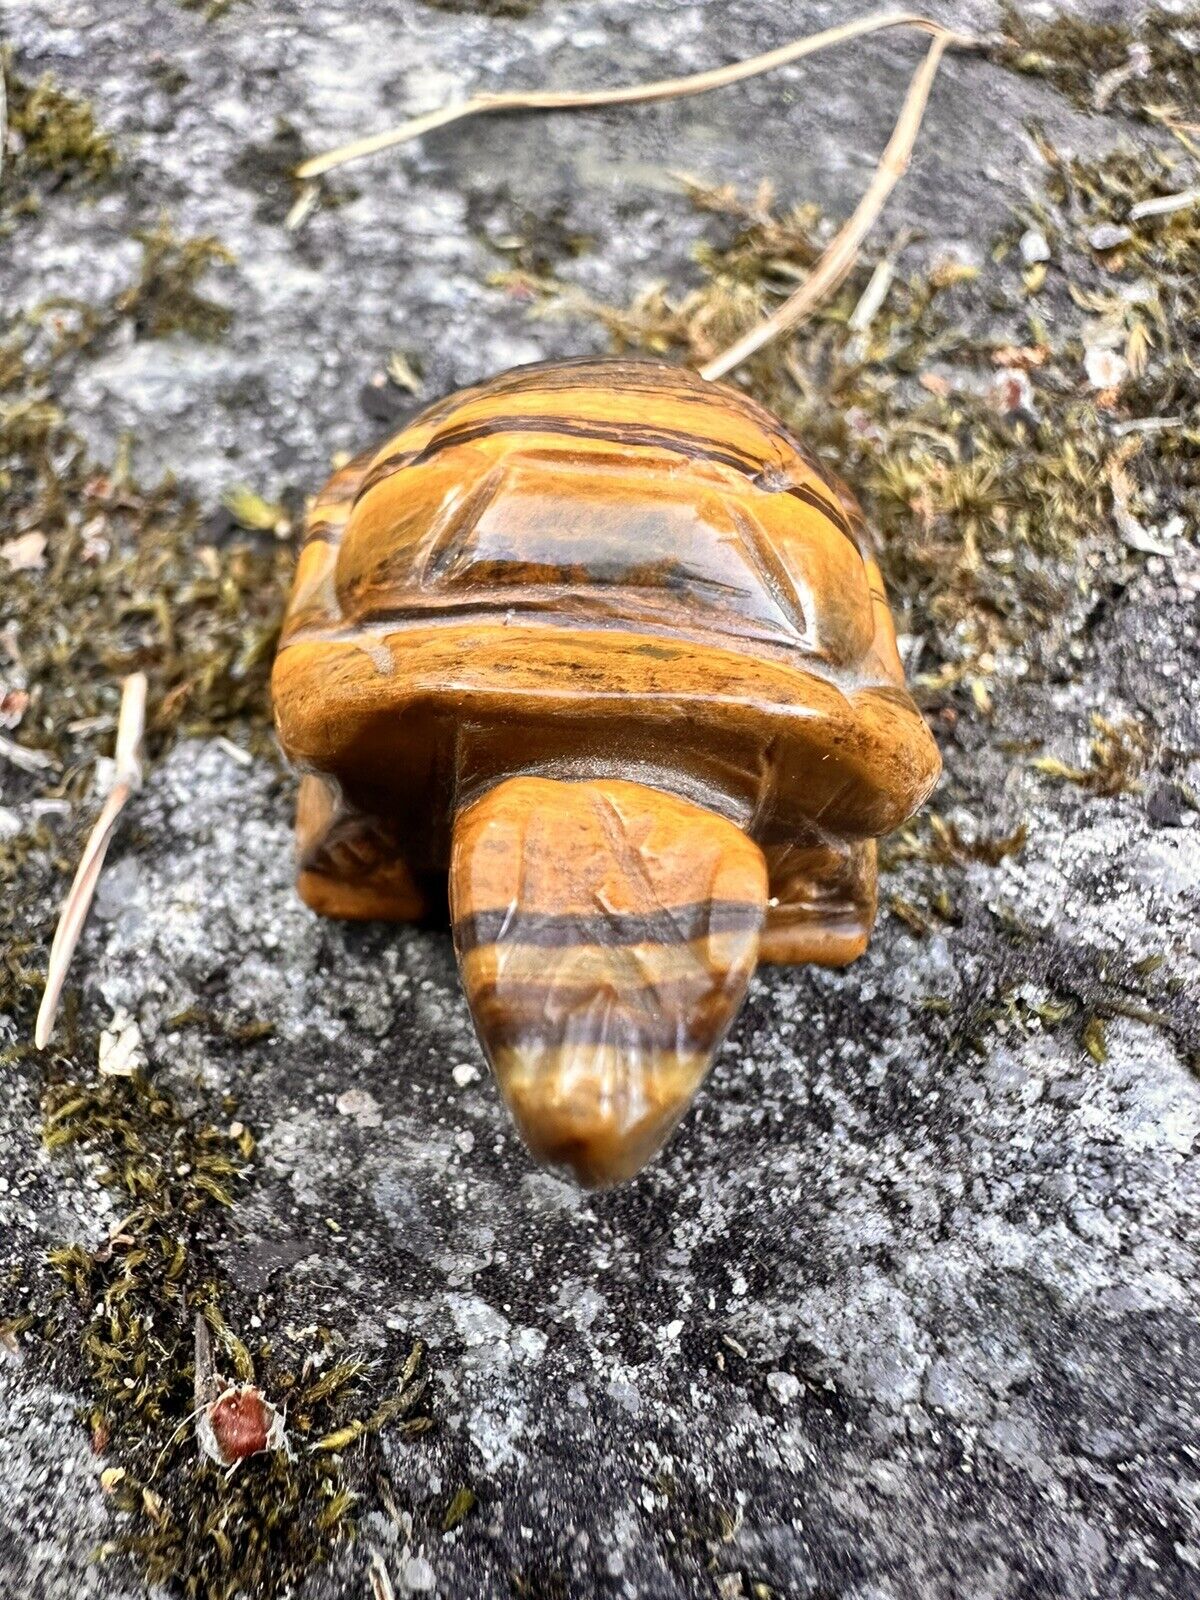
[272,358,940,1186]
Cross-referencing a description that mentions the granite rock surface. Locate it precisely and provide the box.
[2,2,1199,1598]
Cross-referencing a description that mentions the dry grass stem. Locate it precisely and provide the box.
[298,11,970,380]
[0,54,7,189]
[298,11,972,178]
[700,32,951,379]
[34,672,147,1051]
[848,254,898,333]
[368,1552,397,1600]
[1128,186,1200,220]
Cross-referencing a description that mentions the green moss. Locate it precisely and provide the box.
[36,1075,245,1421]
[420,0,542,17]
[114,217,236,341]
[443,1485,477,1531]
[0,327,289,774]
[1045,143,1200,527]
[1,1074,432,1600]
[179,0,250,19]
[880,814,1027,872]
[1032,713,1150,796]
[0,826,61,1045]
[2,51,118,186]
[994,6,1200,126]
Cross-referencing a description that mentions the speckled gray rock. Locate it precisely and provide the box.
[3,0,1134,504]
[3,2,1200,1598]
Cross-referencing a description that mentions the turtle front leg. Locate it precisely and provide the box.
[759,838,877,967]
[294,775,428,922]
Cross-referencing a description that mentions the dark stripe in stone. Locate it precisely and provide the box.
[355,413,856,544]
[454,900,764,955]
[300,516,346,552]
[464,359,851,497]
[469,1001,732,1055]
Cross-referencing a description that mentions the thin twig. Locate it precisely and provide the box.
[700,32,951,380]
[0,732,59,774]
[34,672,147,1051]
[368,1551,397,1600]
[297,11,974,179]
[1129,186,1200,221]
[297,11,971,381]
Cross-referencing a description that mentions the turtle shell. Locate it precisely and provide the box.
[273,358,939,866]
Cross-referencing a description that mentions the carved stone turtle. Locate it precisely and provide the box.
[272,357,940,1186]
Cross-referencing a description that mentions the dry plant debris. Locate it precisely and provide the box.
[994,5,1200,126]
[1032,713,1151,797]
[2,10,1199,1596]
[297,11,976,379]
[35,672,147,1051]
[0,50,118,193]
[1,59,433,1600]
[3,1073,431,1600]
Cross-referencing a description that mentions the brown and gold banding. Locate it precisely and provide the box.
[272,357,943,1183]
[449,776,767,1187]
[759,838,879,966]
[273,620,939,843]
[294,773,427,921]
[355,412,857,543]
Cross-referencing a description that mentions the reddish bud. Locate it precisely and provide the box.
[197,1385,287,1467]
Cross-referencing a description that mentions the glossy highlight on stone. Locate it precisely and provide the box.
[272,357,940,1184]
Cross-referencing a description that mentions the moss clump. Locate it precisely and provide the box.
[0,826,62,1046]
[37,1075,248,1426]
[179,0,249,19]
[1032,713,1151,797]
[880,814,1028,872]
[2,1074,432,1600]
[994,6,1200,125]
[0,328,289,773]
[114,217,235,341]
[419,0,541,17]
[500,129,1197,688]
[1045,143,1200,529]
[2,52,118,187]
[910,940,1196,1077]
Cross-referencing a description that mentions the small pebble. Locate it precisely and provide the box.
[401,1555,436,1593]
[335,1088,383,1127]
[1019,228,1050,264]
[1085,347,1128,390]
[1145,782,1184,829]
[767,1370,800,1406]
[1089,223,1132,251]
[99,1009,146,1078]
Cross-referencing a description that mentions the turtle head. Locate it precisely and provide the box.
[449,775,766,1187]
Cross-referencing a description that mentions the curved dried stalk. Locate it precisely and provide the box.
[296,10,974,379]
[299,11,970,179]
[34,673,147,1051]
[699,32,950,380]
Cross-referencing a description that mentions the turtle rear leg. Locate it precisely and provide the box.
[295,775,428,922]
[759,838,877,967]
[449,776,767,1187]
